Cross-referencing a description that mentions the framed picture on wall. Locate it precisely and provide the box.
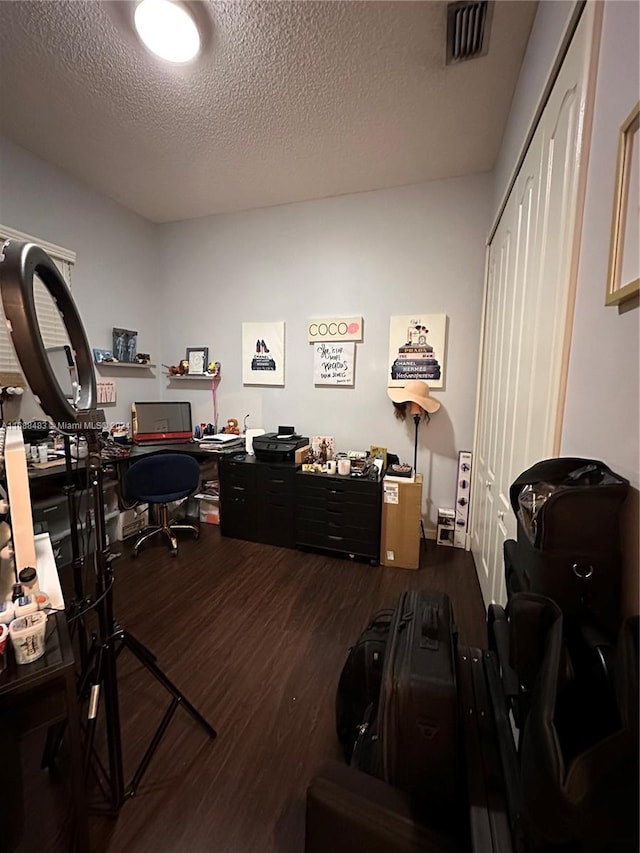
[242,321,285,385]
[186,347,208,375]
[388,314,447,389]
[605,101,640,306]
[112,328,138,363]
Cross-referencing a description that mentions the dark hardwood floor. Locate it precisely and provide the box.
[22,525,486,853]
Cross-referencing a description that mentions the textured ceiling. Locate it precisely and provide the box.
[0,1,537,223]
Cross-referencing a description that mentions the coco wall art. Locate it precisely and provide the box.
[242,321,285,385]
[388,314,447,389]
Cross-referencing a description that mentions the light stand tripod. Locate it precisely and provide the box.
[413,412,428,545]
[0,239,216,818]
[62,434,90,667]
[77,438,216,814]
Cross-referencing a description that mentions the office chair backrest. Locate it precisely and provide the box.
[125,453,200,502]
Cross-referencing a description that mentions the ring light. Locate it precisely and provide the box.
[0,239,96,431]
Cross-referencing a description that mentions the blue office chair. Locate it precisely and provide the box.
[124,453,200,557]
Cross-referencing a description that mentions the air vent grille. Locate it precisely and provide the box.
[446,1,492,65]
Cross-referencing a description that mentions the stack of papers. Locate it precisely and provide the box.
[197,435,245,452]
[197,433,242,444]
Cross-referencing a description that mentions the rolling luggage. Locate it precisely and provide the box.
[336,607,393,761]
[352,590,459,821]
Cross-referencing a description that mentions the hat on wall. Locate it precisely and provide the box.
[387,380,441,413]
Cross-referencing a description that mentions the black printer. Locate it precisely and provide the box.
[253,432,309,463]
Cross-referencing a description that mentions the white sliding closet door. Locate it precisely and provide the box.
[472,2,601,606]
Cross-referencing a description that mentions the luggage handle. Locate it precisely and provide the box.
[420,604,439,650]
[366,609,394,631]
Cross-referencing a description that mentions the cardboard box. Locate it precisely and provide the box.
[380,474,423,570]
[198,496,220,525]
[115,506,148,541]
[437,508,455,547]
[454,451,473,548]
[295,444,310,464]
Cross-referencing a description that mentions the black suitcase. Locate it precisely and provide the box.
[336,608,393,761]
[353,590,459,820]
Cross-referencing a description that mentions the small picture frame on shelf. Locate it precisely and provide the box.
[112,328,138,363]
[93,348,114,364]
[186,347,208,375]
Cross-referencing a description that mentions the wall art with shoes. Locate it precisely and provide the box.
[242,321,285,386]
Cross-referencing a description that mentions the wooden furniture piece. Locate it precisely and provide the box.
[0,535,88,853]
[219,454,298,548]
[295,471,382,565]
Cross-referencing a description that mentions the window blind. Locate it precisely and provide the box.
[0,225,76,377]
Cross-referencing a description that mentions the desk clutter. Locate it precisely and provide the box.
[0,581,54,668]
[298,434,385,480]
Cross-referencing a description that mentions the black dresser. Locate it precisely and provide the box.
[295,471,382,565]
[219,454,298,548]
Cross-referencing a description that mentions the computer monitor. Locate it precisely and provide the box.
[131,401,193,444]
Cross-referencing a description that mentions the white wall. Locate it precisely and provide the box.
[493,0,576,212]
[159,176,492,528]
[494,0,639,615]
[0,135,162,426]
[561,0,639,614]
[0,133,492,529]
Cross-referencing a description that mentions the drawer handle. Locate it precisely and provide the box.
[231,486,246,493]
[328,534,343,542]
[328,489,343,495]
[271,479,285,484]
[327,507,342,514]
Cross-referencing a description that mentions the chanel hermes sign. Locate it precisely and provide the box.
[307,317,363,342]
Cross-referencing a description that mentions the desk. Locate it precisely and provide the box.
[24,444,227,565]
[0,535,88,852]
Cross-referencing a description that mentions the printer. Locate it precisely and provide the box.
[253,432,309,463]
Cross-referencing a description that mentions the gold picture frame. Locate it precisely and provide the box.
[605,101,640,306]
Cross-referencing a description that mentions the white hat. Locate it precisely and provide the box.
[387,380,440,414]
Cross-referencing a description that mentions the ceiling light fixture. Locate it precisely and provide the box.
[134,0,201,64]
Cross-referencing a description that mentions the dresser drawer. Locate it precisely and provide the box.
[297,473,379,499]
[296,501,379,528]
[295,471,382,564]
[296,515,378,544]
[296,529,378,559]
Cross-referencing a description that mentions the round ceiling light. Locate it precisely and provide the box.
[134,0,201,64]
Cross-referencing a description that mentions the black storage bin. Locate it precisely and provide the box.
[506,457,629,636]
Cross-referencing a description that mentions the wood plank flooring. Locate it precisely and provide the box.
[22,525,486,853]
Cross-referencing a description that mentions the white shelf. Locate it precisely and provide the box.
[166,373,216,380]
[96,361,156,369]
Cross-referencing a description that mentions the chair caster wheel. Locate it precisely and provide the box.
[131,550,139,559]
[193,531,200,540]
[170,549,178,557]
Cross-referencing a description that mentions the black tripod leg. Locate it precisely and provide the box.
[119,629,157,664]
[121,630,216,738]
[120,629,216,798]
[83,643,104,783]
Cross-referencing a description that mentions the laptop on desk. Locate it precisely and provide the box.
[131,401,193,445]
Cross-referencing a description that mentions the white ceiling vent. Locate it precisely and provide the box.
[446,1,493,65]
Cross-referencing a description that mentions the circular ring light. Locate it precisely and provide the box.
[0,240,96,432]
[134,0,201,64]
